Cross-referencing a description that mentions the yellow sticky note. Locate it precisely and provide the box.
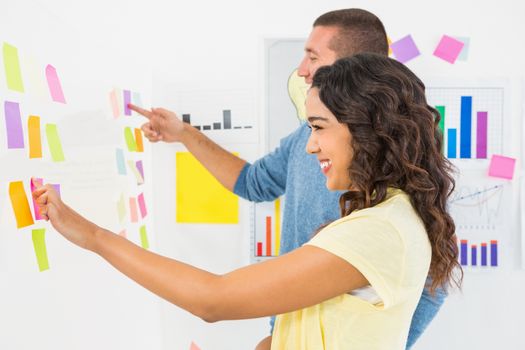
[3,42,24,92]
[28,115,42,158]
[124,127,137,152]
[9,181,34,228]
[135,128,144,152]
[32,229,49,272]
[139,225,149,249]
[117,193,126,223]
[45,123,65,162]
[176,152,239,223]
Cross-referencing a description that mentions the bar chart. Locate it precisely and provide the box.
[250,198,283,262]
[426,87,504,161]
[459,239,498,267]
[181,109,253,131]
[167,88,258,144]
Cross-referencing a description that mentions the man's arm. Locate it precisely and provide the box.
[129,104,246,191]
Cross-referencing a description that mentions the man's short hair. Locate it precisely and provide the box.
[314,9,388,57]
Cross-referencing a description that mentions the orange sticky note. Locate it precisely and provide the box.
[9,181,34,228]
[135,128,144,152]
[28,115,42,158]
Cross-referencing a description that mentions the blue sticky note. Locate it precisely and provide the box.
[116,148,127,175]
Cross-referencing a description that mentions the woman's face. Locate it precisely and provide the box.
[305,88,353,191]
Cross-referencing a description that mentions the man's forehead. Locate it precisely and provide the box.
[305,26,339,52]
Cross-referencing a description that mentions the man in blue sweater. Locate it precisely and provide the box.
[130,8,446,349]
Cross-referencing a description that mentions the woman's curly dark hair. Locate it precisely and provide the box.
[312,53,462,293]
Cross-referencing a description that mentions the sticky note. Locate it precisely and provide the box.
[129,197,138,223]
[30,177,44,220]
[3,42,24,92]
[390,35,420,63]
[139,225,149,249]
[117,193,126,223]
[287,69,308,121]
[32,229,49,272]
[9,181,34,228]
[118,229,127,238]
[433,35,464,64]
[138,193,147,218]
[123,90,131,115]
[124,127,137,152]
[116,148,127,175]
[45,123,65,162]
[109,89,120,118]
[136,160,144,182]
[135,128,144,152]
[488,155,516,180]
[4,101,25,149]
[132,92,142,108]
[51,184,61,197]
[176,152,239,223]
[45,64,66,103]
[190,341,201,350]
[387,37,393,56]
[455,36,470,61]
[127,160,144,184]
[28,115,42,158]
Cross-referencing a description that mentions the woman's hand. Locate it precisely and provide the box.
[31,178,100,251]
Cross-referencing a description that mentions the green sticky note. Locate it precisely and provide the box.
[124,127,137,152]
[45,123,65,162]
[32,229,49,272]
[140,225,149,249]
[3,42,25,92]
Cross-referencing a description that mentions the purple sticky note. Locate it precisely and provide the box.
[123,90,131,116]
[51,184,61,197]
[138,193,147,218]
[136,160,144,183]
[4,101,25,148]
[45,64,66,103]
[390,35,420,63]
[433,35,464,64]
[488,155,516,180]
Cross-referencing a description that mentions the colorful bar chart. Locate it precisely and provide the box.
[427,87,504,161]
[252,198,283,261]
[458,238,498,268]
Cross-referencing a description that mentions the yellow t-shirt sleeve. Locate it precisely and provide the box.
[306,215,407,309]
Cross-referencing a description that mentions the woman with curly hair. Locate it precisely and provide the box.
[33,53,460,350]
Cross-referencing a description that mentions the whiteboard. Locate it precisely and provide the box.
[0,2,162,349]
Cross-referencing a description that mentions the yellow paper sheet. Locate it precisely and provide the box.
[176,152,239,223]
[3,42,24,92]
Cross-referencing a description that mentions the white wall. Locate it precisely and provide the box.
[3,1,524,349]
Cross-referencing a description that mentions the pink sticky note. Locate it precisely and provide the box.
[488,155,516,180]
[138,193,147,218]
[190,342,201,350]
[119,229,127,238]
[31,177,44,220]
[4,101,25,149]
[129,197,138,223]
[390,35,420,63]
[433,35,464,64]
[109,89,120,118]
[45,64,66,103]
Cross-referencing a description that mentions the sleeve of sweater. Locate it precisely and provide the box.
[233,125,304,202]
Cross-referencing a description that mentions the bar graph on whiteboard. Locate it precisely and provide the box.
[250,198,284,263]
[426,86,504,167]
[449,173,512,269]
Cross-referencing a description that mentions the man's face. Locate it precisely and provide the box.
[297,25,339,84]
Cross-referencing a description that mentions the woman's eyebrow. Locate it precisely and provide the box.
[307,116,329,123]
